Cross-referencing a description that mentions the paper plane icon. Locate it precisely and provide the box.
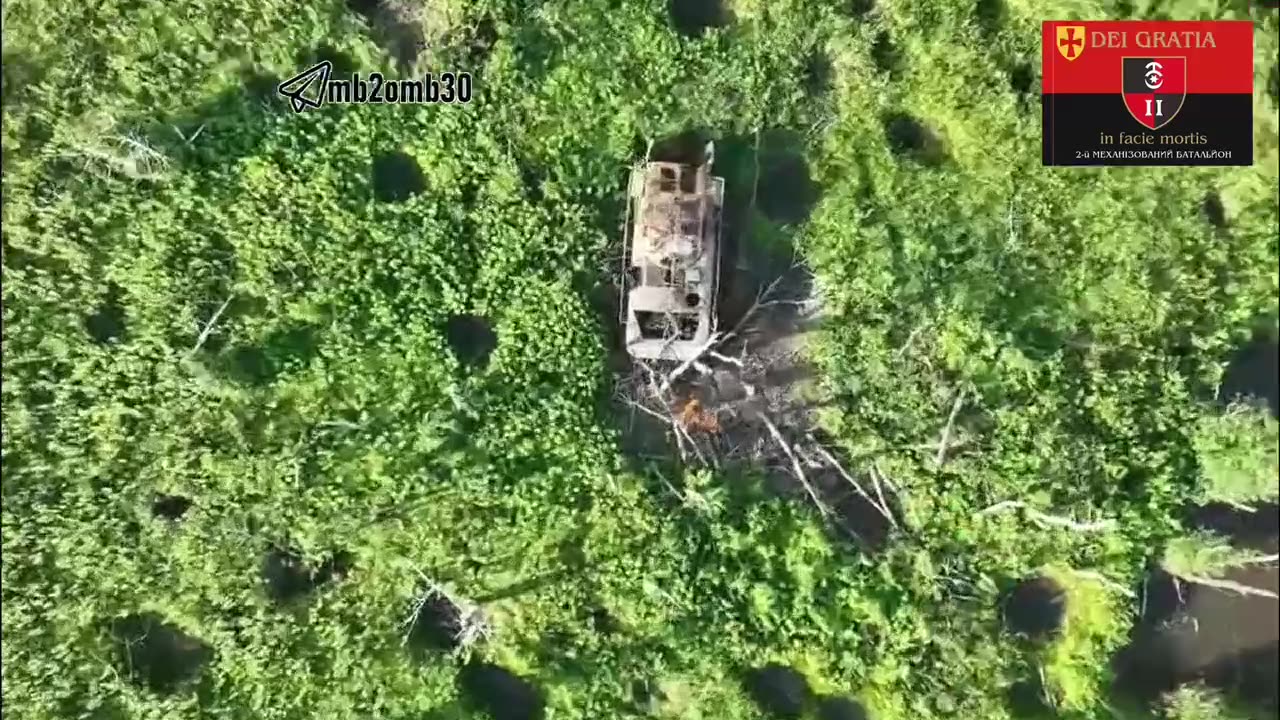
[277,61,332,113]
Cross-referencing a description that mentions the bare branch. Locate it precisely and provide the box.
[979,501,1116,533]
[661,332,723,391]
[806,437,897,528]
[760,412,831,521]
[708,350,743,367]
[188,296,233,357]
[935,388,966,467]
[1177,574,1279,600]
[895,323,927,358]
[1239,554,1280,565]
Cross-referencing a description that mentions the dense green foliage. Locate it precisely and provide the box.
[3,0,1277,719]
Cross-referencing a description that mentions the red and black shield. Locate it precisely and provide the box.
[1122,56,1186,130]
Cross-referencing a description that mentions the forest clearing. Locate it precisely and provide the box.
[2,0,1279,719]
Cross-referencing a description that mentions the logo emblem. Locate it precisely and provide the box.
[277,61,332,113]
[1056,25,1086,61]
[1122,56,1186,130]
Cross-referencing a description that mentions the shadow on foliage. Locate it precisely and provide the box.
[150,70,298,174]
[443,314,498,369]
[804,51,834,97]
[297,43,358,76]
[1188,503,1279,553]
[108,613,212,695]
[729,128,822,226]
[1,49,43,108]
[165,231,238,349]
[1002,575,1067,640]
[222,345,274,385]
[1006,676,1053,719]
[240,67,283,105]
[2,236,68,275]
[842,0,876,18]
[883,112,948,167]
[817,695,871,720]
[1202,190,1227,229]
[151,494,192,521]
[406,592,463,655]
[372,150,426,202]
[216,322,321,386]
[870,31,903,77]
[458,662,546,720]
[1008,61,1034,100]
[346,0,378,20]
[744,665,813,719]
[261,547,352,604]
[1217,334,1278,418]
[975,0,1007,35]
[669,0,732,38]
[463,16,500,69]
[85,284,129,345]
[1113,531,1279,714]
[345,0,434,72]
[587,604,620,635]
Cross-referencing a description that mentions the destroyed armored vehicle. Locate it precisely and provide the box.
[620,144,725,361]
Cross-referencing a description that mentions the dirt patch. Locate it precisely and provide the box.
[1202,190,1227,229]
[975,0,1006,34]
[406,592,464,652]
[744,664,812,719]
[1003,576,1067,640]
[261,547,351,604]
[151,495,192,521]
[444,314,498,369]
[668,0,732,38]
[817,695,870,720]
[108,613,212,694]
[372,150,426,203]
[1218,336,1278,418]
[883,112,948,167]
[84,285,128,345]
[459,662,545,720]
[870,31,903,76]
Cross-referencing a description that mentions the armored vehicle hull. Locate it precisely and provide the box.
[621,152,725,361]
